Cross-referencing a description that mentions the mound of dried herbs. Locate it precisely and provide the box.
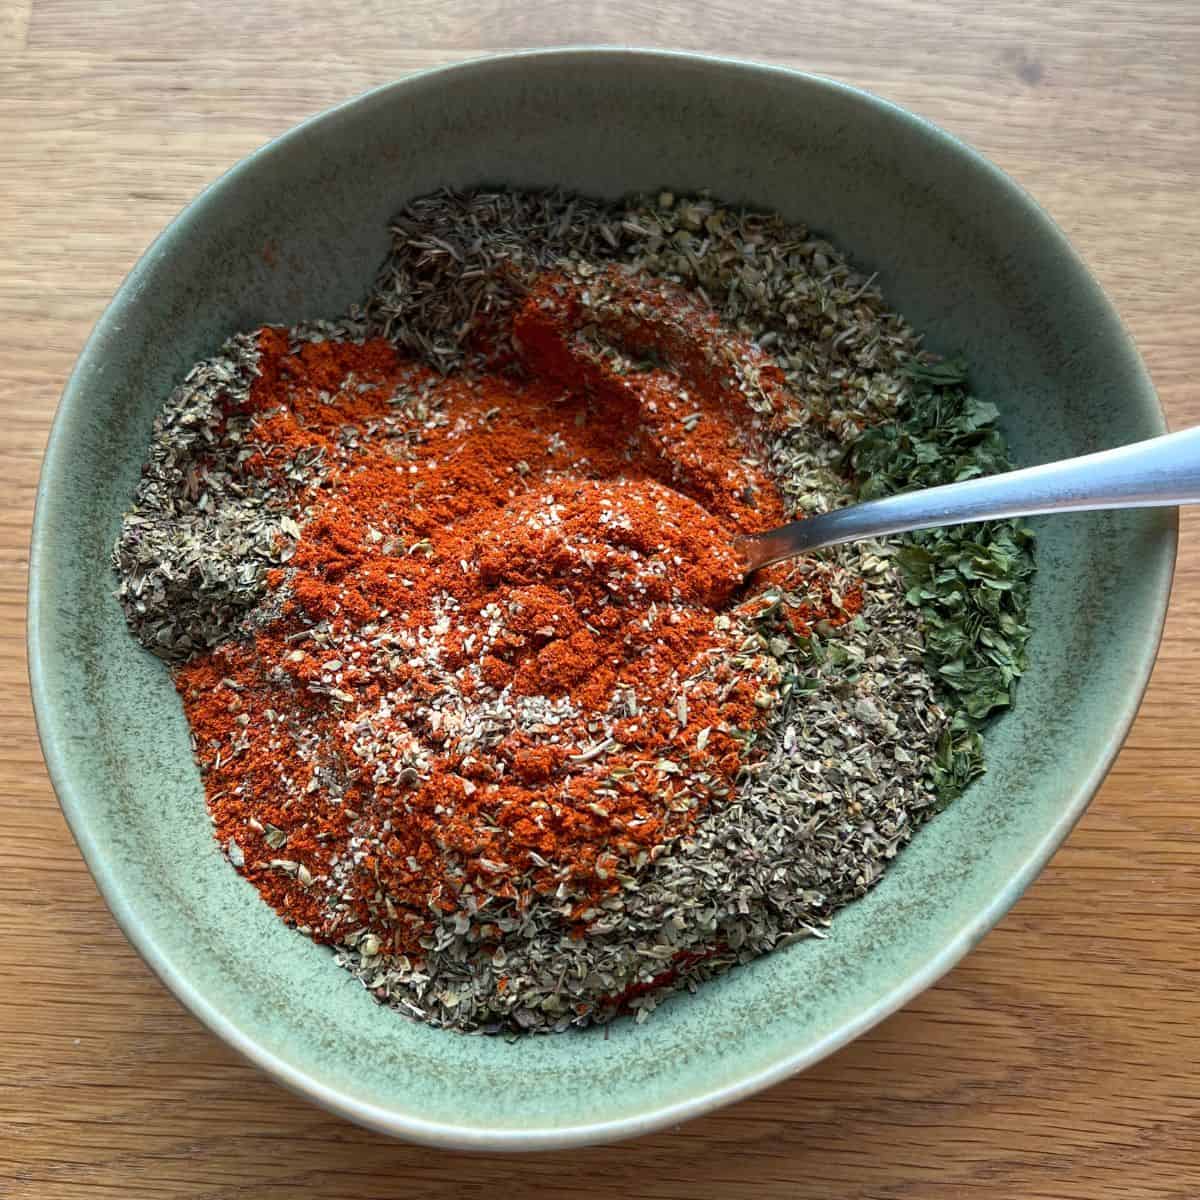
[113,188,1035,1033]
[847,360,1035,804]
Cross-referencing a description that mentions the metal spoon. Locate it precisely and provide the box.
[740,425,1200,572]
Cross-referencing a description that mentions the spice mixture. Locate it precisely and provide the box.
[114,189,1034,1032]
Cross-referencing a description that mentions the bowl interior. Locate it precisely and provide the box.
[29,51,1173,1148]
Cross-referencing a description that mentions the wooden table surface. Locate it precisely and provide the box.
[3,3,1199,1196]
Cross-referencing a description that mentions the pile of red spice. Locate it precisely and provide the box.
[176,270,855,972]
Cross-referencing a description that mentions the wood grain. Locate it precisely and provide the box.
[3,3,1199,1195]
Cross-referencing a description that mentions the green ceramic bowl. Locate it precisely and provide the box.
[29,50,1173,1149]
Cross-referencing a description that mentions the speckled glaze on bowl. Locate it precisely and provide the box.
[29,50,1173,1149]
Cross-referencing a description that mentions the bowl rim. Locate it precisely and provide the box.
[27,46,1176,1150]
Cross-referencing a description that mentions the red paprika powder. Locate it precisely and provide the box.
[176,270,851,960]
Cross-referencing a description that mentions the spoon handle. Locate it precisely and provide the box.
[745,425,1200,569]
